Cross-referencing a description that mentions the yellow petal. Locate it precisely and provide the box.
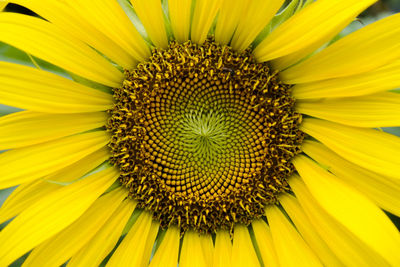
[0,13,123,87]
[266,205,322,267]
[23,187,126,266]
[149,226,180,267]
[0,111,107,149]
[0,61,112,113]
[293,155,400,266]
[251,219,279,267]
[0,180,62,224]
[302,140,400,217]
[289,175,390,266]
[0,1,7,11]
[108,211,159,267]
[71,0,150,62]
[281,13,400,84]
[68,199,137,267]
[292,59,400,99]
[0,148,110,223]
[180,231,208,267]
[191,0,222,44]
[301,118,400,180]
[0,167,119,266]
[213,230,232,267]
[130,0,168,49]
[279,194,343,266]
[214,0,247,45]
[232,224,260,267]
[254,0,376,63]
[231,0,284,52]
[0,131,109,189]
[8,0,137,69]
[139,220,160,267]
[200,234,214,267]
[168,0,191,43]
[44,147,110,183]
[296,92,400,127]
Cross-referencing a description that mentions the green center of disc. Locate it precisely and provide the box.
[180,109,228,166]
[107,38,304,233]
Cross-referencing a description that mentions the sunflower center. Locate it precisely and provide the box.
[107,38,304,233]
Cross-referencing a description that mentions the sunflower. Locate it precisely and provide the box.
[0,0,400,266]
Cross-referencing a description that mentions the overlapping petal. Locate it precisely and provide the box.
[294,156,400,266]
[254,0,376,66]
[23,188,126,266]
[293,59,400,99]
[301,118,400,180]
[0,167,119,266]
[0,13,123,87]
[281,13,400,84]
[0,131,109,189]
[296,92,400,127]
[7,0,138,68]
[130,0,168,48]
[0,62,113,113]
[0,111,107,149]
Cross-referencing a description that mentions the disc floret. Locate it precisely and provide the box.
[107,38,304,233]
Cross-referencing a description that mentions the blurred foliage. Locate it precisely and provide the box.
[364,0,400,15]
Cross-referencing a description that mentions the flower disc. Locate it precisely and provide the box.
[107,38,304,233]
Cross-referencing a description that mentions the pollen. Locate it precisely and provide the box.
[107,38,304,233]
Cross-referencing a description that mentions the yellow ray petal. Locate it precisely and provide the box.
[0,1,7,11]
[302,140,400,217]
[292,59,400,99]
[0,131,109,189]
[301,118,400,180]
[108,211,159,267]
[191,0,222,44]
[0,62,113,113]
[8,0,137,69]
[296,92,400,127]
[214,0,246,45]
[0,167,119,266]
[130,0,168,49]
[71,0,150,62]
[289,175,390,266]
[0,148,110,223]
[294,155,400,266]
[231,0,284,52]
[23,188,126,266]
[0,180,62,224]
[68,199,137,267]
[200,234,214,266]
[44,147,110,183]
[0,13,123,87]
[213,230,232,267]
[140,220,160,267]
[281,13,400,84]
[279,194,343,266]
[266,205,322,267]
[180,231,208,267]
[254,0,376,64]
[232,225,260,267]
[0,111,107,149]
[251,219,279,267]
[149,226,180,267]
[168,0,192,43]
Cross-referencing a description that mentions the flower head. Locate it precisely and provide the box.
[0,0,400,266]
